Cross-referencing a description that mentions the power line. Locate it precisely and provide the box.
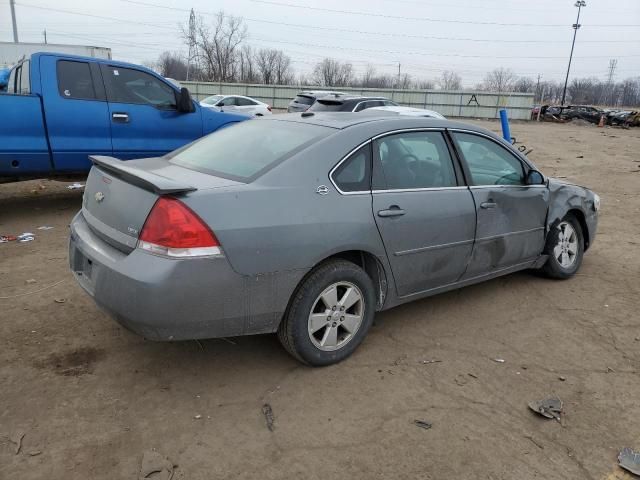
[248,0,640,27]
[120,0,640,44]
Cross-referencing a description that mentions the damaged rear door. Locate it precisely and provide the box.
[450,130,548,278]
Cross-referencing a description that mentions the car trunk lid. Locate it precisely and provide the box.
[82,155,241,253]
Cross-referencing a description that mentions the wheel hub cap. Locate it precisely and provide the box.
[553,221,578,268]
[308,281,364,352]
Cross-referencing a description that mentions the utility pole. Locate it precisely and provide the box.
[10,0,19,43]
[535,74,542,103]
[43,29,47,44]
[605,58,617,106]
[397,62,401,88]
[186,8,196,81]
[561,1,586,106]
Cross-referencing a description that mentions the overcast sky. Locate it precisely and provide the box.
[1,0,639,86]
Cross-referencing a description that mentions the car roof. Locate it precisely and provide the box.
[315,94,390,102]
[260,112,492,134]
[296,90,345,97]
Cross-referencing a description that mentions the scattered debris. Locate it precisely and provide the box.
[524,435,544,450]
[454,374,468,386]
[139,450,174,480]
[413,420,432,430]
[576,155,584,158]
[420,359,442,365]
[66,183,85,190]
[607,366,616,373]
[392,354,407,366]
[193,414,202,420]
[558,375,567,382]
[8,432,25,455]
[528,397,563,421]
[28,450,42,456]
[37,226,54,230]
[25,279,37,285]
[262,403,275,432]
[17,233,35,243]
[618,448,640,476]
[467,373,478,379]
[54,298,66,304]
[492,358,506,363]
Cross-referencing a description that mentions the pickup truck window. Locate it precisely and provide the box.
[7,67,17,94]
[102,66,176,109]
[57,61,98,100]
[19,61,30,94]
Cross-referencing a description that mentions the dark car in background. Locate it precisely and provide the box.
[308,94,397,112]
[563,105,604,124]
[287,90,345,112]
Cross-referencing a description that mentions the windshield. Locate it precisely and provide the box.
[168,120,333,181]
[202,95,224,105]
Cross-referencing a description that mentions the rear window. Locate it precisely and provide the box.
[309,100,345,112]
[294,95,314,105]
[168,120,332,181]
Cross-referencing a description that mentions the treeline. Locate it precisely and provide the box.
[149,11,640,107]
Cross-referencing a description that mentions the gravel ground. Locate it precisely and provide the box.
[1,120,639,480]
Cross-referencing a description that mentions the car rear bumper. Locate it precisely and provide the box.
[69,212,298,341]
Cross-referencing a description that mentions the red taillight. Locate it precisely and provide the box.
[138,197,221,257]
[267,105,272,112]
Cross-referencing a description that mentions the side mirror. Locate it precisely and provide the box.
[526,169,545,185]
[177,87,195,113]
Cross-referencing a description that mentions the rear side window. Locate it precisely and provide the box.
[236,97,257,106]
[375,131,457,189]
[309,100,344,112]
[168,121,332,181]
[294,95,314,105]
[332,145,371,192]
[57,61,97,100]
[102,66,176,108]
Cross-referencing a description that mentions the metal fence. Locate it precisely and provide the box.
[182,81,534,120]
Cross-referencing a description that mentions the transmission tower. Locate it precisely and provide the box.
[605,58,617,107]
[186,8,196,81]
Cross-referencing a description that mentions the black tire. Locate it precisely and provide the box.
[277,260,376,366]
[540,214,584,279]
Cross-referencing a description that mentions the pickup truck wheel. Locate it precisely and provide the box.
[278,260,375,366]
[541,215,584,279]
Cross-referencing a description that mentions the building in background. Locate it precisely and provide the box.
[0,42,111,68]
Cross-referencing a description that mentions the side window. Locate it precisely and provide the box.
[220,97,237,106]
[57,61,97,100]
[7,66,18,94]
[353,101,368,112]
[102,66,176,108]
[236,97,256,106]
[375,131,457,189]
[452,133,525,186]
[332,145,371,192]
[19,60,30,94]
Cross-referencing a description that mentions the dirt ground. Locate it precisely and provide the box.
[1,120,639,480]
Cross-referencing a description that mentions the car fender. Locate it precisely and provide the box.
[546,178,597,249]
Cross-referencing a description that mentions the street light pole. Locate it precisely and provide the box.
[561,1,586,106]
[10,0,19,43]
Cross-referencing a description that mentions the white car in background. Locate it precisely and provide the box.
[200,94,272,117]
[368,105,446,119]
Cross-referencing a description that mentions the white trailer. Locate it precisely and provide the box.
[0,42,112,68]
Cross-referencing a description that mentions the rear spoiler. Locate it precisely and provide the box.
[90,156,197,195]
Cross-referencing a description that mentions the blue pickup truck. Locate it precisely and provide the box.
[1,52,248,181]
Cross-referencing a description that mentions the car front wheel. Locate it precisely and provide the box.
[278,260,376,366]
[541,215,584,279]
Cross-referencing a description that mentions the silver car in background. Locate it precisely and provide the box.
[200,94,272,117]
[287,90,345,112]
[69,114,599,366]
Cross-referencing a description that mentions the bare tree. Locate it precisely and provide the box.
[415,78,436,89]
[482,68,516,93]
[513,77,535,93]
[312,58,353,87]
[184,11,247,82]
[238,45,259,83]
[439,70,462,90]
[153,51,189,80]
[397,73,412,89]
[274,50,294,85]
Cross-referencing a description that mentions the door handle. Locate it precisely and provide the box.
[480,202,497,209]
[112,112,129,123]
[378,206,406,217]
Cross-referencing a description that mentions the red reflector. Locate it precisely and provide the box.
[139,197,219,249]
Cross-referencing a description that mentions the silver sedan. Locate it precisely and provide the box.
[69,114,599,366]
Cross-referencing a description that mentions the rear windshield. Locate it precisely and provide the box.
[309,100,345,112]
[294,95,314,105]
[168,120,332,181]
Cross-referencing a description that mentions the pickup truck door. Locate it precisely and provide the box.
[40,56,112,172]
[100,64,202,159]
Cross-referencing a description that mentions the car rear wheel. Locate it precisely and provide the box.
[541,215,584,279]
[278,260,375,366]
